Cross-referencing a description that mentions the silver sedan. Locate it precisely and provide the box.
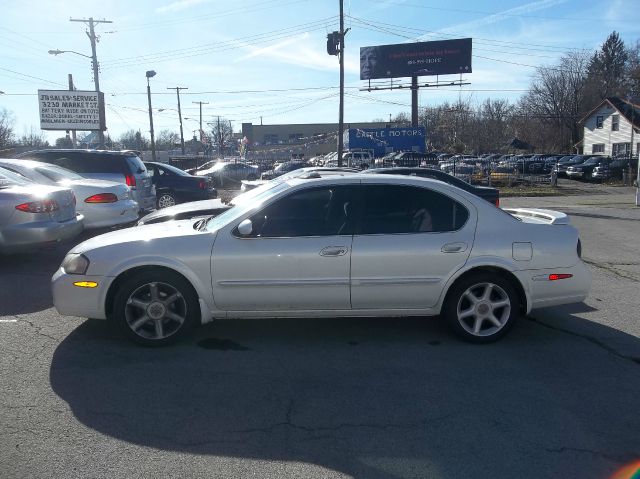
[52,174,591,346]
[0,159,138,229]
[0,167,84,254]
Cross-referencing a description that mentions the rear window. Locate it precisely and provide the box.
[23,151,132,174]
[0,167,32,186]
[125,155,147,175]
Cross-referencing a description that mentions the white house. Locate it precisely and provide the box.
[579,97,639,157]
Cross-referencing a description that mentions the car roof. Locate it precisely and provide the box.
[19,149,138,157]
[0,158,48,169]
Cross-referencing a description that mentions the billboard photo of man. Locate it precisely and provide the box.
[360,39,472,80]
[360,46,381,80]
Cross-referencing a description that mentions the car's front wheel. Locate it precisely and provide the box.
[157,192,177,209]
[444,273,519,343]
[112,269,199,346]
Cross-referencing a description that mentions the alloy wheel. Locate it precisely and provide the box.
[124,281,187,340]
[456,282,511,337]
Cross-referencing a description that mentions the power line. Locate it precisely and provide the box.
[100,17,338,69]
[0,67,67,87]
[114,0,309,32]
[364,1,611,23]
[347,15,592,53]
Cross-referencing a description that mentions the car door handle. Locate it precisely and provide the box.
[441,242,467,253]
[320,246,348,257]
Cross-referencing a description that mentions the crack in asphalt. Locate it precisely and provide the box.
[543,446,637,464]
[16,318,59,343]
[582,259,639,282]
[526,316,640,365]
[226,413,457,437]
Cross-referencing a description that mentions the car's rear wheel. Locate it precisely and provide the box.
[444,273,519,343]
[157,192,177,209]
[112,270,199,346]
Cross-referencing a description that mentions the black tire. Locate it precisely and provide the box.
[157,192,177,209]
[112,269,199,346]
[443,273,519,343]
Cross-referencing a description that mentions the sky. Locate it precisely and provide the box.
[1,0,639,144]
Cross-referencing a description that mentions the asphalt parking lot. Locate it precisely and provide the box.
[1,185,639,479]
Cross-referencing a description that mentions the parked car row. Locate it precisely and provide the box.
[0,166,84,254]
[0,150,218,254]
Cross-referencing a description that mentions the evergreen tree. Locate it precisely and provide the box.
[587,31,628,99]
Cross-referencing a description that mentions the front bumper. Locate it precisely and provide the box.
[51,268,113,319]
[566,170,583,178]
[0,214,84,253]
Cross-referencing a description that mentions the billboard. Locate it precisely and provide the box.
[38,90,105,131]
[360,38,472,80]
[344,127,425,157]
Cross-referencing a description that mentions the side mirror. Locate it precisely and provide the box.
[237,219,253,236]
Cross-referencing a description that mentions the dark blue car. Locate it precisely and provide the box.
[144,162,217,209]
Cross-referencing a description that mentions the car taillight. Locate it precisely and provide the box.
[549,273,573,281]
[84,193,118,203]
[125,174,137,188]
[494,198,500,207]
[198,180,207,189]
[15,199,59,213]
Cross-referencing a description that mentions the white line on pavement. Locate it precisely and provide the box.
[0,319,18,323]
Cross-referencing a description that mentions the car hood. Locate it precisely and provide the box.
[142,199,227,219]
[71,219,203,254]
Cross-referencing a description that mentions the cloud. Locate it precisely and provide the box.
[231,32,360,73]
[436,0,569,35]
[156,0,210,14]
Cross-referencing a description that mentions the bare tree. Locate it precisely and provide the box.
[19,126,49,148]
[118,130,149,151]
[0,108,15,149]
[155,129,180,150]
[209,118,233,155]
[519,51,590,152]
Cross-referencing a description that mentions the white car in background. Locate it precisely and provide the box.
[52,174,591,346]
[0,166,84,254]
[0,159,138,229]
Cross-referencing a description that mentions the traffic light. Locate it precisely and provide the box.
[326,31,340,56]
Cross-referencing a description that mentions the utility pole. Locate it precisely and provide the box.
[168,87,188,154]
[68,74,77,148]
[337,0,345,167]
[70,17,112,147]
[146,71,157,161]
[193,101,208,142]
[217,116,221,156]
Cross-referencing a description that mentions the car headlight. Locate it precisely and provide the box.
[62,253,90,275]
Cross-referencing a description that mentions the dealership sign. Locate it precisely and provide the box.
[360,38,472,80]
[38,90,105,131]
[345,127,426,156]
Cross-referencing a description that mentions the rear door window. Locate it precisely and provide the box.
[358,185,469,234]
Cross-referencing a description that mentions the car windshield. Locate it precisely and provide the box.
[0,166,33,186]
[582,158,601,165]
[157,163,190,177]
[205,181,291,232]
[36,165,84,182]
